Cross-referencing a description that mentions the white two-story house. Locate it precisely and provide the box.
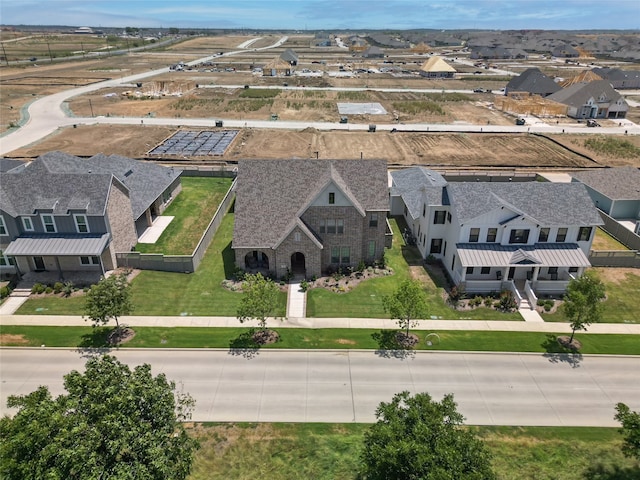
[390,167,603,304]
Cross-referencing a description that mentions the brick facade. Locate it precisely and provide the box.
[105,180,137,269]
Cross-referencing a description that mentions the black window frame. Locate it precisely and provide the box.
[538,227,550,243]
[486,228,497,243]
[433,210,446,224]
[556,228,567,242]
[430,238,443,254]
[577,226,592,242]
[509,228,530,244]
[469,228,480,243]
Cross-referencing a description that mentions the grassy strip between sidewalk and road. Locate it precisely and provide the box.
[186,423,637,480]
[1,326,639,355]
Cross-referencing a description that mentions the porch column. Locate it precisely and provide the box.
[532,266,540,282]
[460,268,466,282]
[145,209,153,227]
[55,257,64,280]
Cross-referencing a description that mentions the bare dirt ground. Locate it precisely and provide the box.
[594,267,640,284]
[9,123,605,171]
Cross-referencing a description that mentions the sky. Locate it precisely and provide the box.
[1,0,639,31]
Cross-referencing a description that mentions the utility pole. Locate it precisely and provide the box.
[1,42,8,65]
[46,42,53,63]
[89,99,94,117]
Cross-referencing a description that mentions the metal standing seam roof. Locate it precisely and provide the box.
[4,233,110,256]
[455,243,591,268]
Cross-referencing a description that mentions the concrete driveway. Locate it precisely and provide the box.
[1,348,638,426]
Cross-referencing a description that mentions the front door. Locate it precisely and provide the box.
[33,256,45,271]
[290,252,306,275]
[508,267,515,280]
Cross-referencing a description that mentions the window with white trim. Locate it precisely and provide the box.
[80,256,100,266]
[556,228,567,242]
[369,213,378,228]
[74,214,89,233]
[0,250,15,267]
[469,228,480,243]
[41,214,56,233]
[22,217,34,231]
[577,227,592,242]
[0,216,6,236]
[368,240,376,258]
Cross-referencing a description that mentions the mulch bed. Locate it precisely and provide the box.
[107,327,136,345]
[252,329,280,345]
[557,335,582,351]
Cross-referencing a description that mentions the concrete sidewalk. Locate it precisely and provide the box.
[2,314,640,334]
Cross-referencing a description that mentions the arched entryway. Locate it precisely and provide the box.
[290,252,306,275]
[244,251,269,270]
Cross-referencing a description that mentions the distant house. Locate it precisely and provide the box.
[592,68,640,89]
[0,152,181,281]
[263,57,293,76]
[361,46,385,58]
[546,80,629,119]
[280,49,299,66]
[74,26,94,34]
[349,36,367,52]
[551,44,580,58]
[418,55,456,78]
[470,46,512,60]
[390,167,603,300]
[505,68,562,97]
[571,167,640,223]
[559,70,603,88]
[233,159,390,279]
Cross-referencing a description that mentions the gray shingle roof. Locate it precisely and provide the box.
[572,167,640,200]
[38,152,181,220]
[390,167,448,219]
[233,159,388,248]
[546,80,625,108]
[447,182,603,226]
[506,68,562,96]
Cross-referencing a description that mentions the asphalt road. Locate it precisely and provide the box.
[2,348,638,426]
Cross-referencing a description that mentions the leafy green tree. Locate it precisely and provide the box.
[0,355,198,480]
[237,273,279,331]
[563,270,606,343]
[615,402,640,461]
[382,279,428,337]
[84,273,133,330]
[359,391,496,480]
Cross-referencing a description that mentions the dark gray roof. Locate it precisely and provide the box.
[572,167,640,201]
[446,182,603,226]
[592,68,640,82]
[4,233,110,256]
[506,68,562,96]
[390,167,448,219]
[1,160,115,217]
[0,158,26,173]
[233,159,388,248]
[280,49,298,63]
[35,151,181,220]
[547,80,624,108]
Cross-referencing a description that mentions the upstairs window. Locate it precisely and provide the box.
[430,238,442,254]
[486,228,497,243]
[328,192,335,204]
[509,229,529,244]
[422,204,426,217]
[22,217,34,231]
[74,214,89,233]
[0,216,7,236]
[319,220,326,234]
[434,210,446,224]
[327,219,336,234]
[369,213,378,228]
[469,228,480,243]
[577,227,592,242]
[538,228,550,243]
[41,214,56,233]
[447,212,452,223]
[337,219,344,234]
[556,228,567,243]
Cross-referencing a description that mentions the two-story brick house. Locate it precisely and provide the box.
[0,152,181,281]
[233,159,390,279]
[390,167,603,302]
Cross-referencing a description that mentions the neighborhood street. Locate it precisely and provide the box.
[1,348,638,426]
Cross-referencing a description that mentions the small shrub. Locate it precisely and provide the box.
[484,297,494,307]
[233,267,246,282]
[31,283,46,294]
[469,296,483,307]
[0,285,11,298]
[61,281,75,297]
[44,286,53,294]
[357,260,366,272]
[424,254,437,264]
[448,285,465,307]
[496,290,517,312]
[300,280,309,292]
[53,282,64,294]
[543,299,554,312]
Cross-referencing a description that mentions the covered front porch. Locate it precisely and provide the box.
[3,233,111,282]
[454,243,591,305]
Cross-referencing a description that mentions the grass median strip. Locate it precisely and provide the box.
[1,326,639,355]
[187,423,635,480]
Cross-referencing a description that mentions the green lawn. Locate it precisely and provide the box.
[15,214,287,317]
[186,423,637,480]
[542,269,640,324]
[135,177,233,255]
[2,326,639,355]
[307,218,521,320]
[591,227,629,251]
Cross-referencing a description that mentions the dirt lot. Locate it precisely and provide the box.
[9,123,612,170]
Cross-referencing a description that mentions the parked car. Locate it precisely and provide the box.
[587,120,600,127]
[473,88,484,93]
[515,118,526,125]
